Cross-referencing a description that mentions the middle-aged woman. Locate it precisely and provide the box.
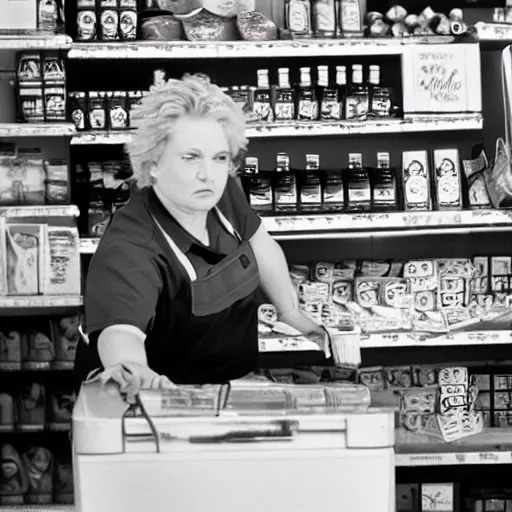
[74,73,329,402]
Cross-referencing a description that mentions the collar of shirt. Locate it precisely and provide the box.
[144,186,225,259]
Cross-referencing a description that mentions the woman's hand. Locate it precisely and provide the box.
[279,308,331,358]
[100,362,175,404]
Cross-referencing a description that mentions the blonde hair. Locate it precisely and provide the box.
[126,73,248,188]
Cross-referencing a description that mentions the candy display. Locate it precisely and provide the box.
[0,316,81,371]
[366,6,467,38]
[68,89,145,131]
[1,223,81,296]
[0,444,73,505]
[16,53,66,123]
[285,257,512,337]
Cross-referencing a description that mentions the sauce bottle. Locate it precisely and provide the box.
[299,154,322,213]
[243,157,273,215]
[322,164,344,213]
[252,69,274,123]
[345,64,368,120]
[318,65,341,121]
[274,68,295,122]
[297,67,319,121]
[273,153,298,214]
[372,152,397,211]
[285,0,313,38]
[369,65,392,118]
[346,153,371,211]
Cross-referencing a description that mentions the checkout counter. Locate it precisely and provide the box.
[72,378,396,512]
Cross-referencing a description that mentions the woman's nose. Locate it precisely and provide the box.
[196,160,211,180]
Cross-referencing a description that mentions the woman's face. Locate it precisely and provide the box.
[152,116,231,213]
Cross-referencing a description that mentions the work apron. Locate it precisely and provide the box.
[74,204,261,390]
[146,205,261,384]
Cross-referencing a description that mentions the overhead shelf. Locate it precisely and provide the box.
[68,36,456,60]
[0,123,76,137]
[0,33,72,50]
[70,114,483,146]
[0,295,83,309]
[0,205,80,218]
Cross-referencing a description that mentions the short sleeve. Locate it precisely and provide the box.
[84,241,163,335]
[217,175,262,240]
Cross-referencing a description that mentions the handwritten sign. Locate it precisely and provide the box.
[403,45,481,114]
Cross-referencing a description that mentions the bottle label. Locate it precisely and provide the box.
[253,91,274,122]
[275,99,295,120]
[405,175,429,207]
[298,96,318,120]
[249,178,272,207]
[373,186,396,204]
[340,0,361,32]
[348,188,371,203]
[300,178,321,204]
[313,0,336,32]
[323,180,343,203]
[288,1,310,33]
[346,95,368,120]
[371,88,392,117]
[275,178,297,205]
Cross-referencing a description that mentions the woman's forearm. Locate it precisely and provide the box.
[98,324,148,368]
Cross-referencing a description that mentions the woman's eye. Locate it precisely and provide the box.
[216,155,229,162]
[182,154,198,161]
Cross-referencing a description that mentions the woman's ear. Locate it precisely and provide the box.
[146,162,159,183]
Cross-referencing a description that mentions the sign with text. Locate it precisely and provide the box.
[402,44,482,114]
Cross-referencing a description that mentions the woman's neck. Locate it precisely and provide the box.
[153,187,209,245]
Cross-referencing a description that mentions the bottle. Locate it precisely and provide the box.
[274,68,295,122]
[311,0,337,37]
[299,154,322,213]
[346,153,371,211]
[252,69,274,123]
[243,157,273,215]
[336,65,347,120]
[285,0,313,38]
[297,67,319,122]
[372,152,397,211]
[337,0,363,37]
[368,65,392,118]
[322,164,344,213]
[345,64,368,121]
[318,66,340,121]
[273,153,298,214]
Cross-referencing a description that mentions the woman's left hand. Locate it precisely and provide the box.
[279,308,331,359]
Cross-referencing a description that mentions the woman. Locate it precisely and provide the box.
[75,74,328,403]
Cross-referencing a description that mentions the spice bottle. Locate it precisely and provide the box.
[243,157,273,215]
[299,154,322,213]
[297,67,318,121]
[252,69,274,123]
[345,64,368,120]
[285,0,313,38]
[337,0,364,37]
[346,153,371,211]
[274,68,295,122]
[369,65,392,118]
[312,0,337,37]
[273,153,298,214]
[88,91,107,130]
[372,152,397,211]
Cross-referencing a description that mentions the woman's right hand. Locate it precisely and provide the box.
[99,362,175,404]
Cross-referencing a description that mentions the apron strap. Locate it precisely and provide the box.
[151,215,198,282]
[151,207,243,283]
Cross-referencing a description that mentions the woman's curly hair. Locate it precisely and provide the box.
[126,73,248,188]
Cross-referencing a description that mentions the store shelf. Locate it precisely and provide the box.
[0,296,83,315]
[2,507,73,511]
[70,114,483,145]
[0,205,80,218]
[361,330,512,348]
[262,209,512,234]
[0,424,71,433]
[67,36,456,60]
[259,338,321,352]
[0,33,72,50]
[396,428,512,466]
[0,123,76,137]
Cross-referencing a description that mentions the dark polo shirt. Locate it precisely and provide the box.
[82,176,262,381]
